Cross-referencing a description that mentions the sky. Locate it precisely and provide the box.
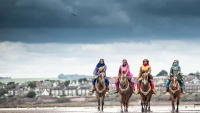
[0,0,200,78]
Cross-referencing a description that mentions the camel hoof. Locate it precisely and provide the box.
[147,109,151,112]
[121,110,123,113]
[142,109,144,112]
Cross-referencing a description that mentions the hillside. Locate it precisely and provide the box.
[58,74,92,80]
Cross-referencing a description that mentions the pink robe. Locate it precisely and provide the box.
[116,63,134,89]
[118,65,133,79]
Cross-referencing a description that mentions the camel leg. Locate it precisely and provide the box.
[126,100,129,112]
[148,101,151,112]
[101,96,105,111]
[171,96,175,112]
[97,98,100,111]
[123,96,126,112]
[176,97,180,112]
[145,102,147,112]
[125,96,129,112]
[141,102,143,112]
[144,101,148,112]
[147,95,152,112]
[124,101,126,112]
[121,103,123,113]
[120,95,123,113]
[98,99,100,111]
[140,96,144,112]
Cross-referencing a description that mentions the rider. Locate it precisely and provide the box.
[163,60,185,94]
[114,59,135,93]
[90,59,109,93]
[135,59,156,95]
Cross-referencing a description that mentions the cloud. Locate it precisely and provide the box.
[1,0,200,28]
[0,40,199,78]
[1,0,200,43]
[0,0,200,78]
[0,0,131,28]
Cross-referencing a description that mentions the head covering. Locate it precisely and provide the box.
[172,60,179,67]
[143,59,149,67]
[120,59,133,78]
[96,59,105,68]
[122,59,127,67]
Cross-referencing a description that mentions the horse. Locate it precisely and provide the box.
[95,72,107,112]
[169,67,181,112]
[118,73,133,113]
[139,72,152,112]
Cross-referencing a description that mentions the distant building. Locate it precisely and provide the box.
[51,87,64,97]
[77,85,91,96]
[65,86,78,96]
[69,80,80,86]
[156,79,165,85]
[0,84,5,89]
[42,81,52,88]
[185,75,196,83]
[108,77,118,92]
[189,76,200,84]
[35,81,42,87]
[42,89,49,96]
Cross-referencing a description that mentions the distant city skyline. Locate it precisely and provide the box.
[0,0,200,78]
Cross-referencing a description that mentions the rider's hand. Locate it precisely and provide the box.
[142,73,148,76]
[93,75,97,78]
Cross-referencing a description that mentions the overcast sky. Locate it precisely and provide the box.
[0,0,200,78]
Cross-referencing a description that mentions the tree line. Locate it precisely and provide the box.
[156,70,200,76]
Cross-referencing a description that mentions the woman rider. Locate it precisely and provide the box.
[114,59,135,93]
[90,59,109,93]
[135,59,156,95]
[163,60,185,94]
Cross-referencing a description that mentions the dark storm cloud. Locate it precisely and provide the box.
[0,0,130,28]
[0,0,200,43]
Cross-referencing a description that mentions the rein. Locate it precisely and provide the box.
[169,81,180,94]
[140,84,151,96]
